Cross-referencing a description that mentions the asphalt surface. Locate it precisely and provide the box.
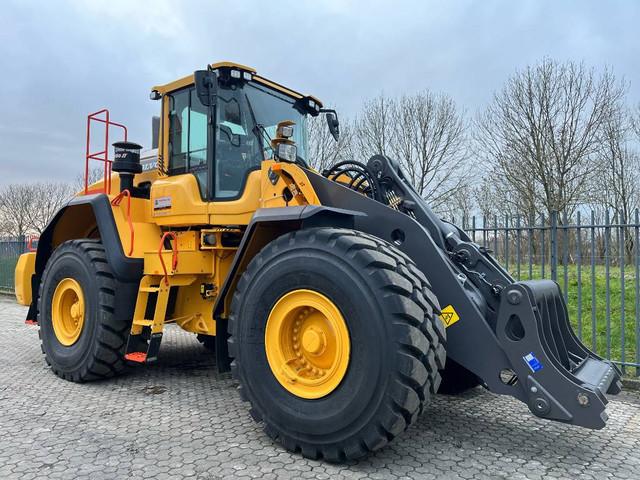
[1,296,639,479]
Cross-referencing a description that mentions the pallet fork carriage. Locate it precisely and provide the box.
[15,61,621,461]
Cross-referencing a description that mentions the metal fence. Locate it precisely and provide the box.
[2,212,640,375]
[0,237,28,292]
[460,210,640,375]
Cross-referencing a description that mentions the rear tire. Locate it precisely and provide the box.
[38,239,135,382]
[228,228,446,461]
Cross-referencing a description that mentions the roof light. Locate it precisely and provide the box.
[277,124,294,139]
[230,69,241,79]
[243,72,253,81]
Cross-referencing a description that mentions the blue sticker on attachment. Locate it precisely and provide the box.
[523,352,543,373]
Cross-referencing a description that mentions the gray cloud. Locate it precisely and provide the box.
[1,0,638,184]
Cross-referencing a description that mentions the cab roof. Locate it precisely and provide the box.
[152,61,323,108]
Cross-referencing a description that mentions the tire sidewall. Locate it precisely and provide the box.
[39,246,100,374]
[235,246,394,442]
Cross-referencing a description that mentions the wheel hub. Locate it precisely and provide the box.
[265,289,350,399]
[302,326,325,355]
[51,278,85,346]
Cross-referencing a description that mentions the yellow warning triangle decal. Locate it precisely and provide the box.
[439,305,460,328]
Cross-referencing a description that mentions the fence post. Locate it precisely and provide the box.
[516,215,522,281]
[471,215,476,243]
[605,209,611,360]
[562,211,569,304]
[541,213,546,278]
[576,211,582,340]
[505,214,510,271]
[635,208,640,377]
[591,210,597,352]
[620,212,626,374]
[550,211,558,282]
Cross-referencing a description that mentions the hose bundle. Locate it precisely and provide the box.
[322,161,382,202]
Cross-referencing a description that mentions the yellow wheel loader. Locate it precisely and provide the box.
[15,62,622,461]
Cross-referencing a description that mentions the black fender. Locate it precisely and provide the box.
[29,194,143,321]
[212,204,363,371]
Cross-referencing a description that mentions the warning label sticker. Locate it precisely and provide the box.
[439,305,460,328]
[154,196,172,210]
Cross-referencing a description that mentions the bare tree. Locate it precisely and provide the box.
[0,182,72,237]
[389,92,471,211]
[73,166,104,194]
[593,106,640,222]
[476,59,626,218]
[445,182,474,226]
[0,184,36,238]
[633,104,640,139]
[352,92,471,209]
[352,94,395,160]
[306,114,353,172]
[27,183,74,234]
[472,176,512,220]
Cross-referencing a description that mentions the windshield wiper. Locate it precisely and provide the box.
[243,93,272,159]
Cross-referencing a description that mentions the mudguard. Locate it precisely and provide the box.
[212,204,362,372]
[27,194,143,322]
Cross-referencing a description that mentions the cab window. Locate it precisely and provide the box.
[168,87,209,197]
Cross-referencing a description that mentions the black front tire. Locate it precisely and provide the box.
[38,239,135,382]
[228,228,446,461]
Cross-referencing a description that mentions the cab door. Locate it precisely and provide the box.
[207,84,264,225]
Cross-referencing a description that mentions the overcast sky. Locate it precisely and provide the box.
[1,0,638,185]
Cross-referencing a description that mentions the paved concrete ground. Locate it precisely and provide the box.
[1,296,639,479]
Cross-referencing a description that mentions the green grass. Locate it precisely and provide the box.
[507,263,639,373]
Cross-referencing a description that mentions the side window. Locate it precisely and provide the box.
[168,90,189,174]
[168,88,209,198]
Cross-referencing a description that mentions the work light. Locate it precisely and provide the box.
[276,143,297,163]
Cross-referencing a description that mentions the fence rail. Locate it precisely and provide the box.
[0,237,28,293]
[1,211,640,375]
[461,210,640,375]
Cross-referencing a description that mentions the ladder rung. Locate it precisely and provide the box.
[133,319,154,327]
[140,286,160,293]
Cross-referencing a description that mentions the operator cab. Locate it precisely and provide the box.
[151,62,330,202]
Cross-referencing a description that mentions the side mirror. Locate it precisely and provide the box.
[194,70,218,107]
[325,110,340,142]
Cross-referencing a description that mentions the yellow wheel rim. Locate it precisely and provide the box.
[265,289,350,399]
[51,278,85,346]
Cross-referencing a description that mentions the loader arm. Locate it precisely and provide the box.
[308,155,622,429]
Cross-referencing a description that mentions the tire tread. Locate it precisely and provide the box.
[228,228,445,461]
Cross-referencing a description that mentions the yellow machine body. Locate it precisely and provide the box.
[15,62,324,341]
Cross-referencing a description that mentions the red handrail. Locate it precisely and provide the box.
[158,232,178,285]
[85,109,128,195]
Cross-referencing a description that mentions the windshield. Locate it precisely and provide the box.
[246,83,307,160]
[214,82,308,198]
